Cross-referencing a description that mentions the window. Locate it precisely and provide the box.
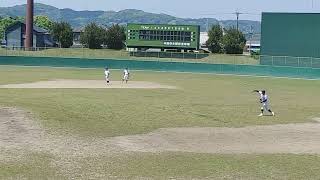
[185,36,191,42]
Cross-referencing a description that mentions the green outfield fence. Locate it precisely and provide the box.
[260,55,320,68]
[1,56,320,79]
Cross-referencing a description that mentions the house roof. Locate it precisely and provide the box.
[33,24,48,33]
[73,27,83,33]
[5,21,49,34]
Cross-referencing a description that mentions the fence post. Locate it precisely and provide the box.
[234,55,236,65]
[298,57,300,67]
[285,56,287,66]
[82,46,84,58]
[311,57,314,68]
[272,56,274,66]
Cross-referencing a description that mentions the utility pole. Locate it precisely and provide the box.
[25,0,34,50]
[249,25,253,55]
[235,11,243,31]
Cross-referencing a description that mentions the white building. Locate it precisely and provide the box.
[245,40,260,53]
[200,32,209,49]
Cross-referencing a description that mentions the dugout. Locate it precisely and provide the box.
[261,13,320,67]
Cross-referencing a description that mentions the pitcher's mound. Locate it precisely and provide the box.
[0,79,177,89]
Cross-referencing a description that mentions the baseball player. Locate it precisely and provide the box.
[104,67,110,84]
[253,90,275,117]
[122,68,130,83]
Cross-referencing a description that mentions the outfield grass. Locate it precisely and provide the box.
[1,66,320,179]
[0,152,62,180]
[0,47,258,65]
[83,153,320,179]
[0,66,319,137]
[3,152,320,179]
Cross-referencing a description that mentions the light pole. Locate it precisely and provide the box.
[25,0,34,50]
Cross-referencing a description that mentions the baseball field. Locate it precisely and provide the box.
[1,65,320,179]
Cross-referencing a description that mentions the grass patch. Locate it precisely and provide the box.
[112,153,320,179]
[3,151,320,179]
[0,48,258,65]
[0,152,64,179]
[62,153,320,179]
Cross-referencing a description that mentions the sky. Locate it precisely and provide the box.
[0,0,319,21]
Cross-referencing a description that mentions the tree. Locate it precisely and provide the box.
[51,22,73,48]
[34,16,53,30]
[222,28,246,54]
[80,23,105,49]
[206,25,223,53]
[105,24,126,50]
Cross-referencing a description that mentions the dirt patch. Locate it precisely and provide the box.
[311,117,320,123]
[2,107,320,156]
[113,123,320,154]
[3,107,320,178]
[0,107,117,161]
[0,79,177,89]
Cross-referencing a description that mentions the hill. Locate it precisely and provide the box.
[0,3,261,34]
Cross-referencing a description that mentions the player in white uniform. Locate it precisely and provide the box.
[104,67,110,84]
[253,90,275,117]
[122,68,130,83]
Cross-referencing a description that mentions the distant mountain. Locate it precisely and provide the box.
[0,3,261,34]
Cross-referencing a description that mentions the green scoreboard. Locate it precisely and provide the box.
[261,13,320,58]
[126,23,200,50]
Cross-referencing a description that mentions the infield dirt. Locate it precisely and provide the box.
[0,79,177,89]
